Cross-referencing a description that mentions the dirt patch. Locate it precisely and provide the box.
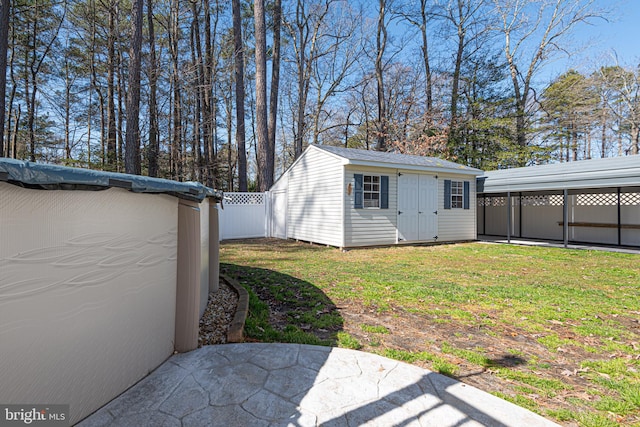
[256,292,638,425]
[335,302,639,426]
[240,278,600,426]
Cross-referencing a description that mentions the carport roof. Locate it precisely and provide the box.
[478,155,640,193]
[314,145,483,176]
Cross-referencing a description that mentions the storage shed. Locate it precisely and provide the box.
[477,155,640,248]
[269,145,483,248]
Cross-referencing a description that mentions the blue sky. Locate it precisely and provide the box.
[543,0,640,81]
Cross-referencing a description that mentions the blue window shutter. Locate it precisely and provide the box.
[380,176,389,209]
[354,174,363,209]
[444,179,451,209]
[463,181,470,210]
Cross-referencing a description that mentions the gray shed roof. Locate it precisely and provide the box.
[478,155,640,193]
[0,158,222,202]
[313,145,482,176]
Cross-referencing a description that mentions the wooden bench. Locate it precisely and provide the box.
[558,221,640,230]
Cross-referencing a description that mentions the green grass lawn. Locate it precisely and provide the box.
[220,239,640,427]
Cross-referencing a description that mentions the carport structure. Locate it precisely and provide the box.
[477,155,640,248]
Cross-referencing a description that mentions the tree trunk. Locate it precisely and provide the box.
[10,105,19,158]
[6,17,16,158]
[600,103,607,158]
[292,0,308,159]
[268,0,281,176]
[232,0,247,190]
[116,13,125,171]
[170,0,183,180]
[448,0,465,152]
[106,2,117,168]
[226,84,234,191]
[571,123,578,162]
[190,1,204,181]
[25,8,35,161]
[419,0,432,112]
[254,0,271,191]
[27,59,35,162]
[375,0,387,152]
[617,117,623,156]
[585,126,591,159]
[94,77,105,167]
[632,124,639,155]
[0,0,10,156]
[87,83,92,165]
[87,0,97,166]
[361,79,371,150]
[202,0,215,186]
[294,55,307,158]
[147,0,159,176]
[125,0,143,175]
[64,56,71,159]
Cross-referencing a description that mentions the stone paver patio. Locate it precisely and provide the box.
[77,343,560,427]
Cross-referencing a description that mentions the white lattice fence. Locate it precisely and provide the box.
[219,192,268,240]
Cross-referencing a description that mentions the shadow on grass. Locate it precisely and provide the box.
[490,354,527,368]
[221,237,332,254]
[455,354,528,381]
[221,262,343,346]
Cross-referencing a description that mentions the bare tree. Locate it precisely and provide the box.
[169,0,183,179]
[232,0,247,190]
[493,0,600,164]
[106,0,117,168]
[147,0,159,176]
[124,0,143,174]
[20,0,66,161]
[596,65,640,156]
[6,9,18,158]
[284,0,332,158]
[437,0,488,148]
[375,0,388,151]
[202,0,219,187]
[309,2,361,146]
[397,0,433,112]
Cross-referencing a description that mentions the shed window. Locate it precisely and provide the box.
[364,175,380,208]
[444,179,470,210]
[451,180,464,208]
[354,174,388,209]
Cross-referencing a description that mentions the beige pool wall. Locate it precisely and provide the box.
[0,182,220,424]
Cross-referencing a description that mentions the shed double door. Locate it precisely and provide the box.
[397,173,438,242]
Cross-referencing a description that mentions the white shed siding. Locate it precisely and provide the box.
[287,148,344,246]
[437,174,477,241]
[344,166,398,247]
[270,171,288,192]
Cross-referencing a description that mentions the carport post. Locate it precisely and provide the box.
[617,188,622,246]
[563,189,569,248]
[507,192,511,243]
[483,195,486,236]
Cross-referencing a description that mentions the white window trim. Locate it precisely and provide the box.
[363,174,381,209]
[451,180,464,209]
